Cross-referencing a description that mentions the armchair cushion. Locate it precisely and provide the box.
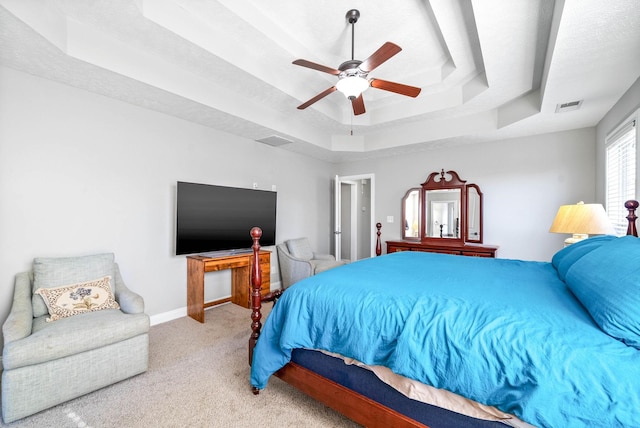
[3,309,149,370]
[35,275,120,322]
[32,253,116,317]
[286,238,314,260]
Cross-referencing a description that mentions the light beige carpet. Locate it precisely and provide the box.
[0,303,360,427]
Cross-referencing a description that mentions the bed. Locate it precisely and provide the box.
[248,200,639,428]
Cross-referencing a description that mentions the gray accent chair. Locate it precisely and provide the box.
[277,238,346,288]
[1,253,150,423]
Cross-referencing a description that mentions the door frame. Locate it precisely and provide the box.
[339,180,358,262]
[334,173,376,259]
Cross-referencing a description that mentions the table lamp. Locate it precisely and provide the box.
[549,201,615,246]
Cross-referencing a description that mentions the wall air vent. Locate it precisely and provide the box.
[255,135,293,147]
[555,100,583,113]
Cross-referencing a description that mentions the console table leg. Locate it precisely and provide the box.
[187,257,205,323]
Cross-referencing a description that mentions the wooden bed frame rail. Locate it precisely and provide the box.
[247,202,638,427]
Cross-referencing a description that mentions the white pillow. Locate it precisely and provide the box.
[35,276,120,322]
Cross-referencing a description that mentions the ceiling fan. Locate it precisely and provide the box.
[293,9,421,116]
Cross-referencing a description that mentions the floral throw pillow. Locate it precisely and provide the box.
[34,276,120,322]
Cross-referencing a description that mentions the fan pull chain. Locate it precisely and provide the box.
[350,110,354,136]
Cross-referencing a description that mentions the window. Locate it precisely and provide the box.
[606,113,637,235]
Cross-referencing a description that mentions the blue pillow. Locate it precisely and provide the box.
[551,235,617,281]
[564,236,640,348]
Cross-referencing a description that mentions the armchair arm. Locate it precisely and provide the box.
[3,272,33,344]
[312,252,336,261]
[113,264,145,314]
[277,245,313,288]
[287,260,313,286]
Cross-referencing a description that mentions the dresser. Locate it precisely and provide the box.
[394,169,498,258]
[386,240,498,258]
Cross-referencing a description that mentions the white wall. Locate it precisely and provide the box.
[338,128,597,261]
[0,67,335,347]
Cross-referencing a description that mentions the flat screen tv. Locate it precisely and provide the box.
[175,181,277,255]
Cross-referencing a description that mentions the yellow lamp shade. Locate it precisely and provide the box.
[549,201,615,246]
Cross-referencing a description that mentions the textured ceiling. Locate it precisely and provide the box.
[1,0,639,162]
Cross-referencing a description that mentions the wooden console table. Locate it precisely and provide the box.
[186,251,270,323]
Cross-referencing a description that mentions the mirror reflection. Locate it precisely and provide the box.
[425,190,460,238]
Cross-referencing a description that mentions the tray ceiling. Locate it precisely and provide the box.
[1,0,639,162]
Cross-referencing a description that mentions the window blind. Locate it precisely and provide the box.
[606,118,636,235]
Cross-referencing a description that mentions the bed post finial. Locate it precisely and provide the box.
[376,222,382,256]
[249,227,263,367]
[625,200,638,237]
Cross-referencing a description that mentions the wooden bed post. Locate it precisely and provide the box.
[625,199,638,237]
[249,227,283,394]
[249,227,263,368]
[376,222,382,256]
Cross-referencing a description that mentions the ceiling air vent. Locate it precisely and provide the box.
[555,100,583,113]
[255,135,293,147]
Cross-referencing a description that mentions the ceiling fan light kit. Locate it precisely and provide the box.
[336,75,370,99]
[293,9,421,115]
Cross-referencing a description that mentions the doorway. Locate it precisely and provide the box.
[334,174,375,262]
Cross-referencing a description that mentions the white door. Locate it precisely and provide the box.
[334,175,341,259]
[334,174,376,260]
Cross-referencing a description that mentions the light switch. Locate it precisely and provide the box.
[387,216,394,223]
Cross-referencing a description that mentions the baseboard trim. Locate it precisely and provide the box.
[149,281,281,326]
[150,307,187,326]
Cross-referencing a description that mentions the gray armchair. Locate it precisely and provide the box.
[1,253,150,423]
[277,237,346,288]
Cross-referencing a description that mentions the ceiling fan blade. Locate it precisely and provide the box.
[370,79,421,98]
[292,59,341,75]
[351,94,365,115]
[358,42,402,73]
[297,86,337,110]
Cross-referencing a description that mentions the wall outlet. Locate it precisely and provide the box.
[387,216,394,223]
[253,182,258,189]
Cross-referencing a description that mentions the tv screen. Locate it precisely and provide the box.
[176,182,277,255]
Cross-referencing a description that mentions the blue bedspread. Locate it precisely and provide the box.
[251,251,640,427]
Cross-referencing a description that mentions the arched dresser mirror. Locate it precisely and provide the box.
[390,169,497,257]
[401,188,421,239]
[466,184,483,243]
